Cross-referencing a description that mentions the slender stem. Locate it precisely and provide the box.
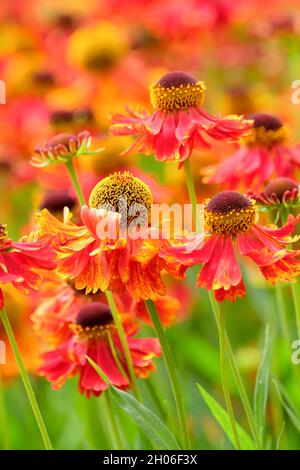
[275,284,290,343]
[208,292,261,449]
[106,291,141,401]
[107,331,127,379]
[0,373,9,449]
[184,159,199,232]
[0,309,52,450]
[104,394,123,450]
[145,299,190,449]
[218,301,241,450]
[65,159,86,206]
[291,282,300,340]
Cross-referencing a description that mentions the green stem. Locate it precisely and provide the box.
[0,374,9,449]
[0,309,52,450]
[218,302,241,450]
[275,284,290,343]
[209,292,261,449]
[65,159,86,206]
[291,282,300,340]
[145,378,169,422]
[106,291,141,401]
[107,331,127,379]
[145,299,190,449]
[184,159,199,232]
[104,394,123,450]
[183,154,260,449]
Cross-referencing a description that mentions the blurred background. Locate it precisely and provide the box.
[1,0,300,450]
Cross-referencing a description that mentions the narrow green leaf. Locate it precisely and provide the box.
[196,383,256,450]
[109,387,180,450]
[254,323,271,441]
[272,378,300,434]
[86,356,180,450]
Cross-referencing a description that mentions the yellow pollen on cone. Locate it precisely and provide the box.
[204,203,257,236]
[150,81,206,111]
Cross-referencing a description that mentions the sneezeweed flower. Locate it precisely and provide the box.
[249,177,299,206]
[36,172,186,301]
[49,108,95,133]
[166,191,300,302]
[39,190,77,213]
[110,71,252,163]
[67,21,128,72]
[37,189,80,224]
[0,224,56,308]
[31,131,101,167]
[38,301,160,396]
[203,113,300,190]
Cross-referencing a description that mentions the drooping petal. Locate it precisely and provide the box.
[197,236,241,294]
[154,112,178,161]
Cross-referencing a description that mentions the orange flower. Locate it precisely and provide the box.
[0,225,56,308]
[166,191,300,301]
[111,71,252,163]
[248,177,299,206]
[31,131,96,167]
[36,172,186,301]
[203,114,300,190]
[32,283,160,397]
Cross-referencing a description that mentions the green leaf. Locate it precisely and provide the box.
[254,323,271,441]
[196,383,256,450]
[272,377,300,434]
[86,356,180,450]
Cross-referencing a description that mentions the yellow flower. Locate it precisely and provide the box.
[67,21,128,72]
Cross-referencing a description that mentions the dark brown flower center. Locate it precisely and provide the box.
[264,177,299,201]
[244,113,289,147]
[40,191,76,212]
[246,113,283,131]
[205,191,256,236]
[72,302,115,340]
[206,191,252,214]
[157,71,197,89]
[76,302,113,328]
[150,71,206,111]
[32,71,55,87]
[50,110,74,126]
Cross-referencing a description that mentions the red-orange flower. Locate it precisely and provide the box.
[248,177,299,206]
[0,225,56,308]
[110,71,252,163]
[166,191,300,302]
[203,114,300,190]
[35,297,160,397]
[31,131,92,167]
[36,172,186,301]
